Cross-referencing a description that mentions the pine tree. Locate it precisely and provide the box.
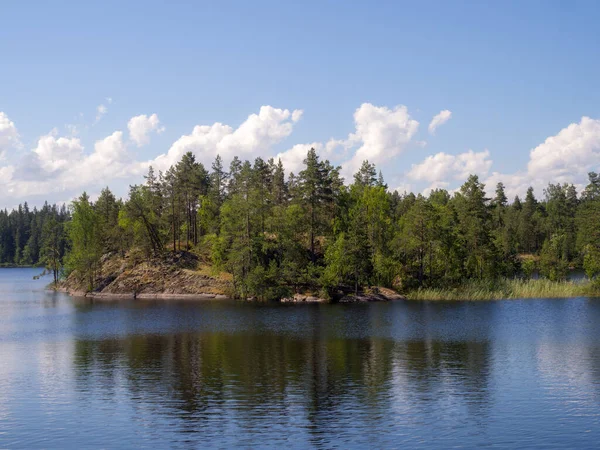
[297,148,330,262]
[95,187,121,253]
[353,160,377,188]
[519,187,540,253]
[454,175,497,279]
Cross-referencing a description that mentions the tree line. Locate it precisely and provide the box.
[3,149,600,298]
[0,202,69,284]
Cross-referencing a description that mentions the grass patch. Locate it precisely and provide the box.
[406,278,600,301]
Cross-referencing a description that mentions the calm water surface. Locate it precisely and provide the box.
[1,268,600,448]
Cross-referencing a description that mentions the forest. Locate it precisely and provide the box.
[1,148,600,299]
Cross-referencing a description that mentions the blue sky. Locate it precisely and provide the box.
[1,0,600,208]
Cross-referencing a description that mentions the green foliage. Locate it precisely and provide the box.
[583,244,600,280]
[521,258,536,279]
[0,202,69,266]
[121,183,164,256]
[65,192,102,291]
[40,218,66,285]
[539,234,569,281]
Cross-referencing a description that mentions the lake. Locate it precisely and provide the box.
[1,268,600,448]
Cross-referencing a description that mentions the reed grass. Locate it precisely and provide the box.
[406,278,600,301]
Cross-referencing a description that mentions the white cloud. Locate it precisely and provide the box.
[275,138,349,175]
[527,116,600,181]
[0,165,15,186]
[392,182,413,194]
[149,105,302,171]
[33,130,84,172]
[485,117,600,198]
[0,112,20,158]
[422,181,451,197]
[342,103,419,176]
[3,102,600,208]
[0,105,302,206]
[3,130,135,199]
[484,171,530,200]
[428,109,452,135]
[276,142,323,175]
[408,149,493,192]
[408,116,600,198]
[277,103,420,181]
[128,113,165,147]
[64,131,134,186]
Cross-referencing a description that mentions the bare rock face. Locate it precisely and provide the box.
[59,251,234,299]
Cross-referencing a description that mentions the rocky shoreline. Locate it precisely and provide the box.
[62,288,405,303]
[57,252,405,303]
[280,287,405,303]
[57,288,231,300]
[57,251,234,300]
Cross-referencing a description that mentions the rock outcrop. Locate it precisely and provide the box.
[58,251,233,299]
[280,287,405,303]
[58,252,405,303]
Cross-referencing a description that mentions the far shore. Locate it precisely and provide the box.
[1,264,42,269]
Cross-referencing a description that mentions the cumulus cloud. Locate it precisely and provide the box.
[408,149,493,192]
[406,116,600,198]
[485,117,600,198]
[527,116,600,180]
[3,103,600,207]
[391,182,414,194]
[483,171,530,200]
[128,113,164,147]
[275,138,350,175]
[276,143,322,175]
[0,105,303,206]
[282,103,420,180]
[342,103,419,176]
[2,130,135,199]
[149,105,302,171]
[0,165,15,187]
[33,130,84,172]
[428,109,452,135]
[0,112,20,158]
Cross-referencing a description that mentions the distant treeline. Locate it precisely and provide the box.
[3,149,600,298]
[0,203,70,266]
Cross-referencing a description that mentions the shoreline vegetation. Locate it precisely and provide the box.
[55,262,600,302]
[406,278,600,301]
[1,148,600,302]
[53,250,600,303]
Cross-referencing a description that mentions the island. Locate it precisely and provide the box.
[1,149,599,302]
